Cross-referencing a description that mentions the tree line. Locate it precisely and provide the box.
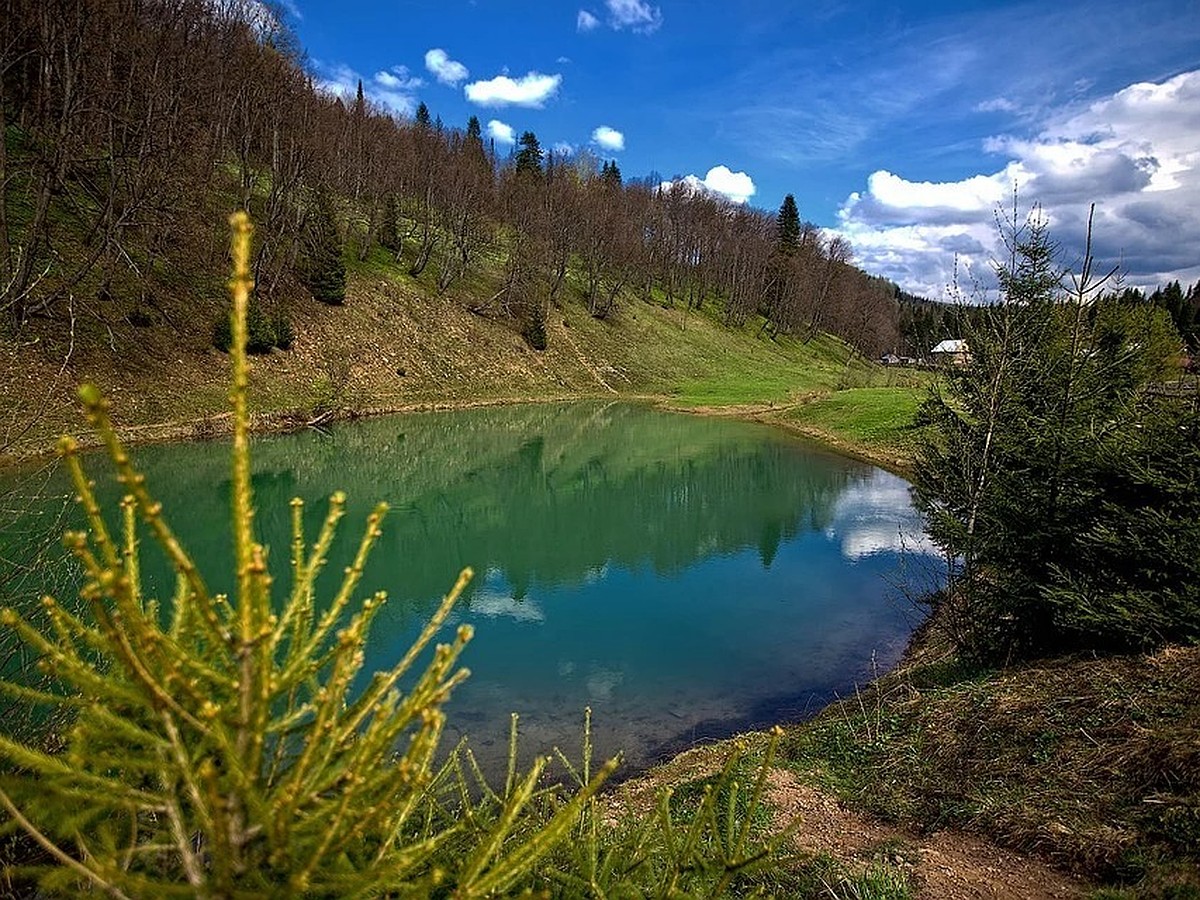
[0,0,899,357]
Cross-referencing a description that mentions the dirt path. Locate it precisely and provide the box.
[765,769,1089,900]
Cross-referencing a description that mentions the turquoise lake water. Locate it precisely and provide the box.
[1,401,941,778]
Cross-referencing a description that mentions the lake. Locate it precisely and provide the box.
[1,401,940,779]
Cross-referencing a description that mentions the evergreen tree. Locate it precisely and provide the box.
[601,159,622,187]
[299,191,346,305]
[775,194,801,253]
[379,193,400,253]
[914,207,1195,660]
[466,114,482,144]
[354,79,365,119]
[523,300,548,351]
[414,101,431,128]
[514,130,543,176]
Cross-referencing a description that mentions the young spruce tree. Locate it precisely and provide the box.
[914,203,1197,660]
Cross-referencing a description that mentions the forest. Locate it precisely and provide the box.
[1,0,909,363]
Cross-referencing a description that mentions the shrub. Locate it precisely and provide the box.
[523,302,548,351]
[212,304,294,354]
[270,312,295,350]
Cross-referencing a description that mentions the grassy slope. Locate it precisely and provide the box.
[0,243,929,466]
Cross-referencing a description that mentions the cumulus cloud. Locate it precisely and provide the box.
[591,125,625,152]
[605,0,662,32]
[486,119,516,146]
[577,9,599,31]
[660,165,757,205]
[834,69,1200,298]
[424,48,469,87]
[553,141,576,157]
[465,71,562,108]
[317,62,419,116]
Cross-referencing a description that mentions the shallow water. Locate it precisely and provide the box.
[2,401,941,778]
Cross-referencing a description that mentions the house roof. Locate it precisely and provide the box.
[931,339,968,354]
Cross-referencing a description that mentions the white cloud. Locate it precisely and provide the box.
[660,165,757,205]
[834,69,1200,298]
[424,48,469,86]
[373,66,422,91]
[577,9,599,31]
[975,96,1019,114]
[465,71,562,108]
[317,62,418,116]
[553,141,576,157]
[487,119,516,146]
[468,590,545,623]
[605,0,662,32]
[591,125,625,152]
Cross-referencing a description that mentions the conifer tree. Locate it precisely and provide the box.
[414,101,431,128]
[466,114,482,145]
[379,193,400,253]
[775,194,800,254]
[299,191,346,305]
[514,131,543,176]
[914,205,1197,660]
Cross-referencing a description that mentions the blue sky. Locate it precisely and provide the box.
[289,0,1200,297]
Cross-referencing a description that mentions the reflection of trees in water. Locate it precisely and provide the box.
[2,403,868,628]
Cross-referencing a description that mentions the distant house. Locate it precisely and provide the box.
[931,339,970,366]
[879,352,903,366]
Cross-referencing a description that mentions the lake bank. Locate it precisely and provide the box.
[0,384,926,478]
[617,607,1200,898]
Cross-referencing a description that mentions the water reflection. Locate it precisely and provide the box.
[828,470,940,561]
[2,402,940,777]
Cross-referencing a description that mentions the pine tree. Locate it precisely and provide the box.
[379,193,400,253]
[299,191,346,305]
[601,159,622,187]
[514,131,543,177]
[466,114,482,145]
[414,101,431,128]
[775,194,800,254]
[523,300,548,351]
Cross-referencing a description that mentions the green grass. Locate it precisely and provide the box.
[783,386,929,465]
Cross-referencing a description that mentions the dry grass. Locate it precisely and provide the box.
[777,634,1200,896]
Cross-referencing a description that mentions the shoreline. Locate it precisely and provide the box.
[0,389,915,477]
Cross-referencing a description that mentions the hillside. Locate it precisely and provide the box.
[0,243,924,466]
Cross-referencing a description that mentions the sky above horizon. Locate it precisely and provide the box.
[286,0,1200,298]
